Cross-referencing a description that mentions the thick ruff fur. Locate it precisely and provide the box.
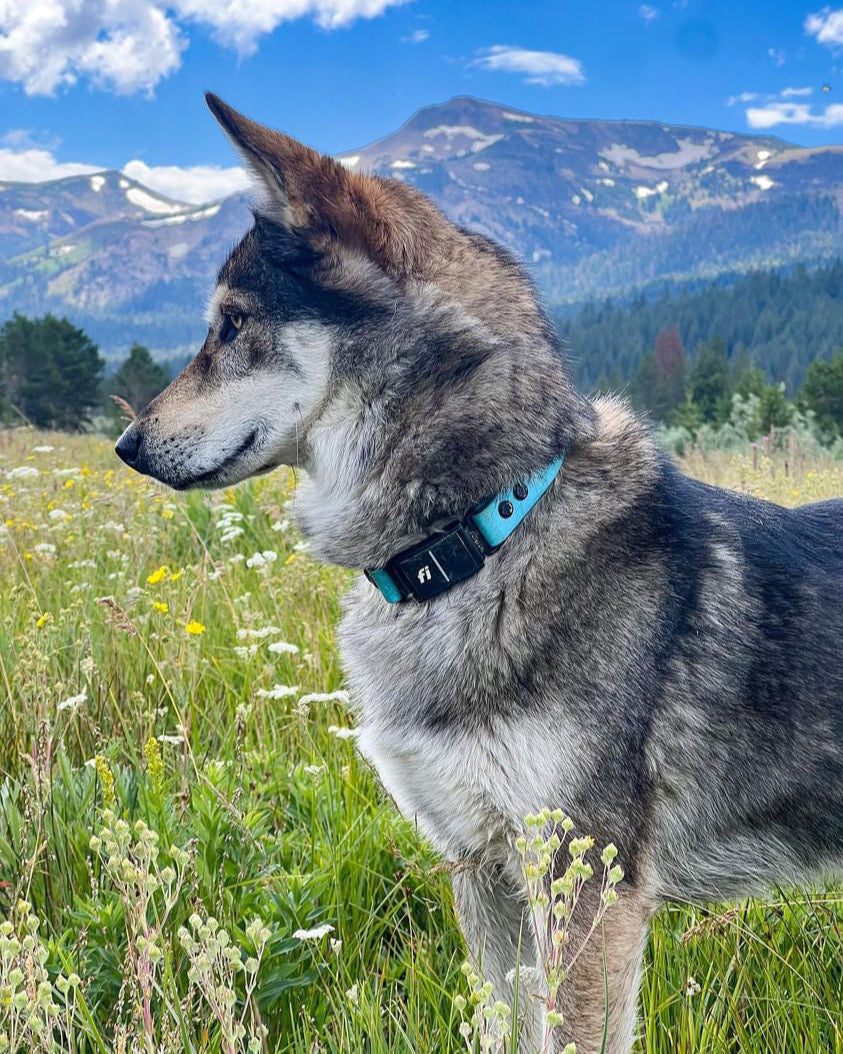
[116,95,843,1054]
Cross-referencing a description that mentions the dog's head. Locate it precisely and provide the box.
[116,95,596,559]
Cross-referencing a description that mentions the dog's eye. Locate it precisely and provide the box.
[220,312,244,343]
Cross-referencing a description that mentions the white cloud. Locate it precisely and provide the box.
[401,28,428,42]
[767,47,786,66]
[805,7,843,47]
[639,5,659,22]
[122,159,250,203]
[0,147,100,182]
[726,91,760,106]
[781,85,814,97]
[0,0,411,96]
[0,144,250,203]
[473,46,585,87]
[0,0,186,96]
[745,101,843,128]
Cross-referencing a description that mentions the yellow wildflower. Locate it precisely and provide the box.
[170,571,182,582]
[153,601,169,614]
[143,737,165,794]
[35,612,51,629]
[185,620,206,636]
[147,565,170,585]
[95,756,116,809]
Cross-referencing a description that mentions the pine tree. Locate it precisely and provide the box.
[689,336,731,424]
[0,313,104,429]
[109,344,171,417]
[799,351,843,437]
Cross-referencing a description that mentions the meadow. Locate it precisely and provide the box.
[0,427,840,1054]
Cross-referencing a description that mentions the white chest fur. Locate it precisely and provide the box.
[339,579,578,859]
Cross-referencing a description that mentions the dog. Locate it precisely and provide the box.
[115,94,843,1054]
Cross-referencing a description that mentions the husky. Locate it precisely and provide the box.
[115,94,843,1053]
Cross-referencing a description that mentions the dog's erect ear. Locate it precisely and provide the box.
[206,92,414,269]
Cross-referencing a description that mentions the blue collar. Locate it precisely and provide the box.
[364,455,565,604]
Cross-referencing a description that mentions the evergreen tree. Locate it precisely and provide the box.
[799,350,843,437]
[109,344,171,416]
[0,313,104,430]
[689,336,731,424]
[653,325,687,414]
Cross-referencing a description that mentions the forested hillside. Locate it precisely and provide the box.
[557,259,843,394]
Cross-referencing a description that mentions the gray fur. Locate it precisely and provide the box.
[116,97,843,1054]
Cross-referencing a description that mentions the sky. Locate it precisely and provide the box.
[2,0,843,203]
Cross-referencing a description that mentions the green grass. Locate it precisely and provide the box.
[0,429,840,1053]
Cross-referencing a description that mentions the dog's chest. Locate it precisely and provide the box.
[339,581,567,856]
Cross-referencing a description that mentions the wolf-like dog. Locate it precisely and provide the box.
[116,95,843,1053]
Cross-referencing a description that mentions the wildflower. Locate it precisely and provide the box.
[328,725,359,740]
[303,764,326,777]
[147,565,170,585]
[268,640,299,655]
[685,976,701,997]
[57,692,87,715]
[33,542,56,555]
[346,982,359,1005]
[185,620,206,636]
[293,923,334,941]
[95,755,116,809]
[6,466,39,479]
[35,612,51,630]
[271,519,289,532]
[234,644,259,659]
[256,684,299,700]
[32,445,54,454]
[144,737,165,794]
[152,601,169,614]
[246,550,278,569]
[158,733,185,746]
[299,690,351,706]
[237,626,279,640]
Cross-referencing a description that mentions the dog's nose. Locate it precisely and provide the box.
[115,426,142,466]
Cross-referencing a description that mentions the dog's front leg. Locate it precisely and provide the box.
[451,860,544,1047]
[538,882,653,1054]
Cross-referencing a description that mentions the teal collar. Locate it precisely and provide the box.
[364,455,565,604]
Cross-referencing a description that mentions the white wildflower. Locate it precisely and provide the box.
[293,541,310,552]
[303,764,326,777]
[57,692,87,714]
[33,543,56,555]
[220,527,244,543]
[32,445,54,453]
[268,640,299,656]
[49,509,69,521]
[229,554,245,564]
[237,626,279,640]
[158,733,185,745]
[246,550,278,569]
[255,684,299,700]
[7,465,39,479]
[328,725,359,741]
[233,644,259,659]
[271,519,289,532]
[293,923,334,941]
[52,467,80,477]
[299,690,350,706]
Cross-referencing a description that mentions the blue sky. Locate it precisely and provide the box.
[2,0,843,202]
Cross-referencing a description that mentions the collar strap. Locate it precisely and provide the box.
[364,455,565,604]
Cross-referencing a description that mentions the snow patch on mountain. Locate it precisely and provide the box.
[126,187,184,214]
[601,139,714,170]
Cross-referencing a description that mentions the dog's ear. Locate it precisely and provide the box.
[206,93,412,269]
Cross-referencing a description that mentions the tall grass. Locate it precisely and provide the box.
[0,429,840,1053]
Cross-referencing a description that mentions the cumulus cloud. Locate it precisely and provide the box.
[473,46,585,87]
[0,144,250,203]
[0,0,411,96]
[122,159,251,203]
[745,101,843,128]
[781,85,814,97]
[805,7,843,47]
[639,5,659,23]
[401,28,428,43]
[0,0,186,96]
[0,147,100,182]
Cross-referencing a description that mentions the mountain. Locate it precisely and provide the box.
[2,96,843,360]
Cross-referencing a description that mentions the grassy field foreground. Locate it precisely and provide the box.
[0,428,840,1053]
